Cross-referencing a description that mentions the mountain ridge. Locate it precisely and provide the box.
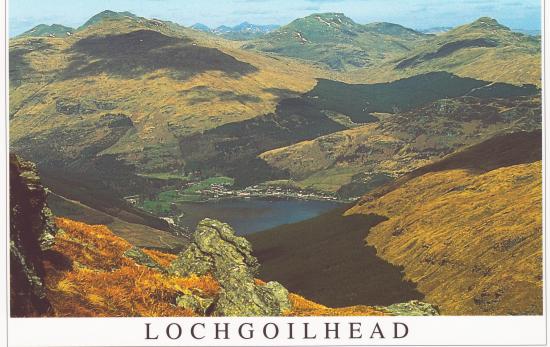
[244,12,429,70]
[192,22,280,40]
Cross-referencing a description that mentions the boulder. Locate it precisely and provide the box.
[169,218,290,316]
[378,300,440,316]
[10,154,58,316]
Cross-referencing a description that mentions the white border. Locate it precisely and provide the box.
[1,0,548,346]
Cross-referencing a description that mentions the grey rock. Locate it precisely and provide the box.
[377,300,440,316]
[265,281,292,312]
[169,218,290,316]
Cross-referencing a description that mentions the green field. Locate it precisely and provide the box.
[140,176,234,215]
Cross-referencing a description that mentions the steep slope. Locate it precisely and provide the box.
[10,154,57,317]
[353,17,541,86]
[42,217,435,316]
[13,155,436,317]
[247,207,424,308]
[346,131,542,315]
[9,11,326,196]
[244,13,428,70]
[260,95,541,195]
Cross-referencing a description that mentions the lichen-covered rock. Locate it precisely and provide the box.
[176,292,215,315]
[10,154,58,316]
[378,300,440,316]
[169,218,259,277]
[265,281,292,312]
[169,218,289,316]
[123,246,165,272]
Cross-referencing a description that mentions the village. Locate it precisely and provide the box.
[197,183,340,202]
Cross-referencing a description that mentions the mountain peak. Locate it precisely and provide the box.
[78,10,138,30]
[191,23,211,32]
[304,12,356,25]
[18,23,75,38]
[285,12,359,32]
[468,17,510,31]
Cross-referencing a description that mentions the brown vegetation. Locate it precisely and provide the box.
[44,218,219,317]
[347,161,542,315]
[44,218,388,317]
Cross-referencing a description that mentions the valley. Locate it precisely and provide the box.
[9,8,543,317]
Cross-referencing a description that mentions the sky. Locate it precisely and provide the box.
[9,0,542,37]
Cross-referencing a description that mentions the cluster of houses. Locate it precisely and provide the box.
[197,184,339,201]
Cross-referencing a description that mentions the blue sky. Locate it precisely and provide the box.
[9,0,541,36]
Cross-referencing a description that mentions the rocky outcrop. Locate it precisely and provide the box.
[169,219,291,316]
[378,300,440,316]
[10,154,58,317]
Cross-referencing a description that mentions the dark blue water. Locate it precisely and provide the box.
[178,199,343,235]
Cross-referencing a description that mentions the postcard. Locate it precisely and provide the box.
[3,0,547,346]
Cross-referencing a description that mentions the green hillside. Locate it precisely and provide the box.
[78,10,138,30]
[244,13,429,70]
[356,17,541,86]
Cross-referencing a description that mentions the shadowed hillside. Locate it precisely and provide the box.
[63,30,258,80]
[260,95,541,195]
[347,131,542,315]
[247,206,424,307]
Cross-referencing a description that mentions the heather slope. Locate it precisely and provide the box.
[346,132,542,315]
[41,217,418,317]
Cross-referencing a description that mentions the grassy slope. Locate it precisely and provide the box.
[9,15,326,176]
[44,217,387,317]
[47,193,187,251]
[346,131,542,315]
[260,96,541,194]
[349,17,541,86]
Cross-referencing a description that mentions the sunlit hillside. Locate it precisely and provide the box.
[351,17,541,86]
[346,133,542,315]
[260,96,541,195]
[9,13,327,175]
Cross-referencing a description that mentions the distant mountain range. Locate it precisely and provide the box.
[244,13,429,70]
[418,26,540,36]
[418,26,453,34]
[10,10,541,194]
[191,22,280,40]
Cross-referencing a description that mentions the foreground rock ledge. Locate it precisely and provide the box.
[10,154,58,317]
[169,218,291,316]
